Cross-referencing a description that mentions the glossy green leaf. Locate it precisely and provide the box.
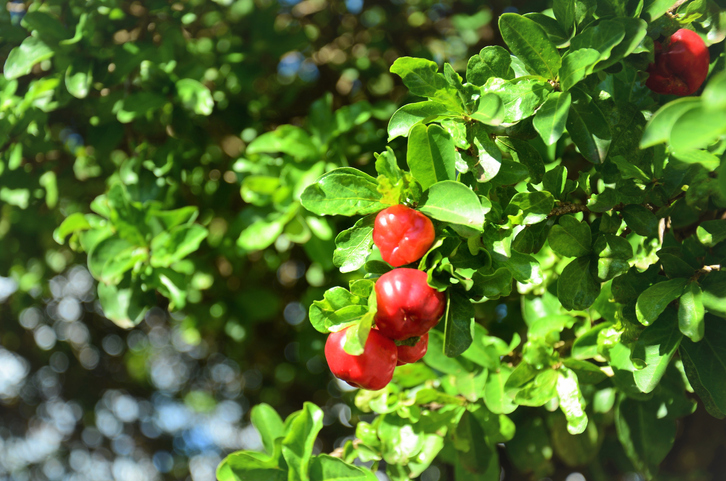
[505,191,554,225]
[680,318,726,418]
[635,278,688,326]
[484,367,518,414]
[670,107,726,152]
[702,70,726,112]
[54,213,92,244]
[548,215,591,257]
[696,220,726,247]
[639,97,701,148]
[387,101,452,141]
[533,91,571,145]
[621,205,659,238]
[557,368,588,434]
[615,395,677,479]
[389,57,462,111]
[559,48,601,91]
[482,77,552,123]
[631,309,682,393]
[301,168,388,216]
[309,455,377,481]
[406,124,456,190]
[678,282,705,342]
[333,215,375,273]
[417,181,486,230]
[309,287,368,333]
[217,451,287,481]
[455,410,497,474]
[444,290,474,357]
[251,404,285,456]
[466,46,514,85]
[4,36,55,80]
[470,93,505,126]
[498,13,561,79]
[566,89,611,164]
[557,257,600,311]
[282,402,324,481]
[97,279,153,329]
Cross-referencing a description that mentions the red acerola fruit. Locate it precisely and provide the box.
[375,268,446,340]
[646,29,709,96]
[324,327,397,391]
[373,205,435,267]
[396,333,429,366]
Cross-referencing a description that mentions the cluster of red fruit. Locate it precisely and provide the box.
[646,29,709,96]
[324,205,446,390]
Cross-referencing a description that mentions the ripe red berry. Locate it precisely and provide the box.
[324,327,397,391]
[396,333,429,366]
[375,268,446,340]
[646,29,709,96]
[373,205,435,267]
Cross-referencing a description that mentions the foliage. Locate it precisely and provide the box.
[2,0,726,480]
[220,1,726,480]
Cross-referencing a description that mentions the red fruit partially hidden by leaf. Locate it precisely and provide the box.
[375,268,446,340]
[324,327,397,391]
[373,205,435,267]
[646,29,709,96]
[396,333,429,365]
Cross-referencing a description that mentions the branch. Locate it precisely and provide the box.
[548,202,590,218]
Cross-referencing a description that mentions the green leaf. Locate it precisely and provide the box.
[406,124,456,190]
[533,91,571,145]
[466,46,514,85]
[593,234,633,281]
[176,78,214,116]
[631,309,682,393]
[301,168,388,216]
[621,205,659,238]
[543,165,577,201]
[282,402,324,481]
[670,106,726,152]
[251,404,285,456]
[680,319,726,418]
[569,20,626,72]
[247,125,318,162]
[561,358,607,384]
[482,78,552,123]
[444,290,474,357]
[309,455,377,481]
[333,215,375,273]
[4,36,55,80]
[21,11,70,41]
[506,417,554,477]
[678,282,705,342]
[387,101,452,141]
[217,451,287,481]
[635,278,688,326]
[54,213,92,244]
[615,395,677,479]
[610,156,651,184]
[548,215,591,257]
[470,93,505,126]
[389,57,462,111]
[559,48,601,91]
[696,220,726,247]
[557,257,601,310]
[343,311,374,356]
[483,367,518,414]
[423,330,472,376]
[514,369,560,406]
[566,89,611,164]
[150,224,208,268]
[470,125,502,182]
[505,191,555,225]
[702,70,726,112]
[65,60,93,99]
[417,181,486,230]
[455,411,497,474]
[639,97,701,149]
[556,368,588,434]
[309,287,368,333]
[498,13,561,79]
[88,236,135,281]
[553,0,576,32]
[97,279,154,329]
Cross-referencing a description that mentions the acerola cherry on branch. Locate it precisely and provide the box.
[373,205,435,267]
[375,268,446,340]
[396,333,429,366]
[646,29,709,96]
[324,327,397,391]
